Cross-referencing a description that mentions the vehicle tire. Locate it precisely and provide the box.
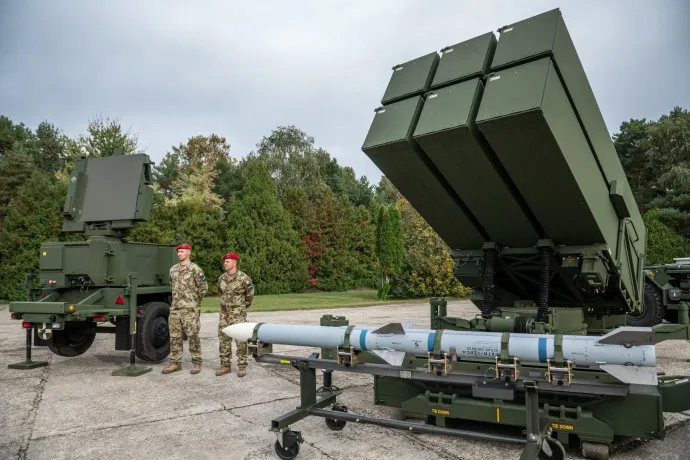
[135,301,170,362]
[627,283,665,327]
[48,324,96,357]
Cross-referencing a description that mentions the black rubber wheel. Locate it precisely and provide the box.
[627,283,665,327]
[135,301,170,361]
[539,437,566,460]
[325,403,348,430]
[274,439,300,460]
[325,418,346,430]
[48,324,96,357]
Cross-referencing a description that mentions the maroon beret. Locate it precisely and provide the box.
[223,252,238,260]
[176,243,192,250]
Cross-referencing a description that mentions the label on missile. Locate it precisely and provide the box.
[458,341,500,358]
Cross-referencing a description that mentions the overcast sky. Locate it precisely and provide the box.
[1,0,689,186]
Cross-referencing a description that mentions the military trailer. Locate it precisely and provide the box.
[644,258,690,325]
[7,150,176,375]
[343,7,690,459]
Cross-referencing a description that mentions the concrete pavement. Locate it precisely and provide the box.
[2,300,690,460]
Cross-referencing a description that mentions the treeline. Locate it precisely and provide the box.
[0,116,469,300]
[613,106,690,263]
[0,106,688,301]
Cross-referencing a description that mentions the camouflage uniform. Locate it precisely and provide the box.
[218,270,254,369]
[169,261,208,366]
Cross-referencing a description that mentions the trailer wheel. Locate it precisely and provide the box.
[627,283,665,327]
[135,301,170,362]
[48,324,96,357]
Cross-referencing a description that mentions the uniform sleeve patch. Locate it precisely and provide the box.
[199,272,206,281]
[246,282,254,291]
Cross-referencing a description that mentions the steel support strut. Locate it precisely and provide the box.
[263,352,567,460]
[520,380,566,460]
[8,327,49,369]
[112,278,151,377]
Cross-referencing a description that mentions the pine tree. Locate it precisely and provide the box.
[375,204,404,299]
[225,162,308,294]
[643,209,688,264]
[130,162,228,295]
[0,149,36,228]
[349,204,379,289]
[0,171,66,300]
[390,199,471,299]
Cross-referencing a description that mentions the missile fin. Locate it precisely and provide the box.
[371,349,407,366]
[599,364,658,386]
[597,326,654,346]
[373,322,406,335]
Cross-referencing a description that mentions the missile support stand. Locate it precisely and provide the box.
[251,345,568,460]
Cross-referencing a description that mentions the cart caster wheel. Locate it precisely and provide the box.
[325,403,348,430]
[274,430,302,460]
[538,437,566,460]
[274,440,299,459]
[325,418,347,430]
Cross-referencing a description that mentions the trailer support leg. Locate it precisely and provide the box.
[8,327,49,370]
[113,281,152,377]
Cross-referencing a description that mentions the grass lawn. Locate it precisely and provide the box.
[200,289,428,313]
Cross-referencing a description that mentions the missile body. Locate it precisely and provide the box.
[222,322,656,369]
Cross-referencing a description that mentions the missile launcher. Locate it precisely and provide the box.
[246,9,690,460]
[361,8,648,335]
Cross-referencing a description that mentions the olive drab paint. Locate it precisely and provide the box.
[361,7,647,323]
[8,151,177,367]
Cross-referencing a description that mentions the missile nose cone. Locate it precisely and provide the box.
[222,322,257,341]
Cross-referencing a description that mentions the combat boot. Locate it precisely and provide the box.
[238,366,247,378]
[191,364,201,374]
[216,367,231,376]
[162,363,181,374]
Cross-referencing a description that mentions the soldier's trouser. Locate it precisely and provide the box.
[169,307,202,366]
[218,306,247,368]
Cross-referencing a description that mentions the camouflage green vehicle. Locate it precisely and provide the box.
[7,150,176,373]
[634,258,690,327]
[348,7,690,459]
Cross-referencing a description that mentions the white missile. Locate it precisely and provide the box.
[222,322,658,385]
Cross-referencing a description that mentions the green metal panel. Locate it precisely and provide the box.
[380,52,439,105]
[88,238,109,285]
[490,8,645,252]
[157,245,176,285]
[62,154,154,233]
[475,57,620,248]
[62,159,87,231]
[361,95,486,250]
[8,302,67,314]
[63,244,90,276]
[125,242,167,286]
[80,155,150,223]
[490,9,563,70]
[609,180,632,218]
[39,246,63,271]
[430,32,497,89]
[413,78,539,247]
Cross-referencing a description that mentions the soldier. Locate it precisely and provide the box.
[216,251,254,377]
[162,242,208,375]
